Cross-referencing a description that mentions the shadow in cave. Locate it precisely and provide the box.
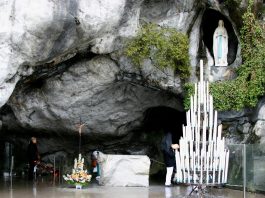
[143,106,186,143]
[142,106,186,183]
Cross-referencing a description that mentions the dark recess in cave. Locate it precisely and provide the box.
[17,52,97,92]
[31,78,45,89]
[142,106,185,180]
[143,106,186,143]
[201,9,238,65]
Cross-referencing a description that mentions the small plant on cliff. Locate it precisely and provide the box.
[125,23,191,80]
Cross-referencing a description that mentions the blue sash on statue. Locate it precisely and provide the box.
[218,35,223,59]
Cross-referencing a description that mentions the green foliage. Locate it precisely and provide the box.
[125,23,191,80]
[184,1,265,111]
[210,1,265,111]
[183,83,195,110]
[224,0,240,7]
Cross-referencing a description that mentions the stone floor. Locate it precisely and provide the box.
[0,178,264,198]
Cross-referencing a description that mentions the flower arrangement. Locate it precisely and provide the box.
[63,154,92,188]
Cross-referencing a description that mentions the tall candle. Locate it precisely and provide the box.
[190,96,194,125]
[203,81,206,113]
[206,151,209,184]
[187,111,190,126]
[194,85,197,115]
[218,155,222,184]
[175,151,181,182]
[206,81,209,112]
[209,95,213,127]
[213,111,217,142]
[193,152,195,172]
[200,59,203,83]
[200,149,203,184]
[198,82,201,107]
[183,125,186,139]
[225,150,230,183]
[217,124,222,141]
[212,156,216,184]
[187,151,190,183]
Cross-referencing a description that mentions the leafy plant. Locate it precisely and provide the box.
[183,83,195,110]
[125,23,191,80]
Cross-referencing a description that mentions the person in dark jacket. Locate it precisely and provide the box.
[27,137,40,180]
[161,132,179,186]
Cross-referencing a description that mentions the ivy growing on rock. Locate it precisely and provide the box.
[125,23,191,80]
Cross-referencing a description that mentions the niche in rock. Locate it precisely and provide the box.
[201,9,238,65]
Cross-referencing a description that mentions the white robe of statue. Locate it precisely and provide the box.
[213,20,228,66]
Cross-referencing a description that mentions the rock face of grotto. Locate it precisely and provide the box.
[0,0,264,175]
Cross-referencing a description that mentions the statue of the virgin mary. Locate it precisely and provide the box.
[213,20,228,66]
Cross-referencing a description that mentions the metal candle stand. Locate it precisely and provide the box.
[175,60,230,196]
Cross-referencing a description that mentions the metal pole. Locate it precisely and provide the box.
[243,144,246,198]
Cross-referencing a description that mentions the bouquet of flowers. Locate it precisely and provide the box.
[63,154,92,187]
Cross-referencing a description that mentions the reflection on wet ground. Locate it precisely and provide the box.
[0,178,264,198]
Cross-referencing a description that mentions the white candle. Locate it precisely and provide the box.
[225,150,230,183]
[212,156,216,184]
[213,111,217,142]
[193,151,196,181]
[218,155,222,184]
[194,83,197,111]
[209,96,213,127]
[187,111,190,126]
[200,149,203,184]
[175,151,181,182]
[203,81,206,113]
[200,59,203,83]
[210,142,213,170]
[190,96,194,125]
[217,124,222,141]
[187,152,190,183]
[201,81,203,105]
[206,151,209,184]
[187,126,192,141]
[198,81,201,107]
[209,127,212,142]
[183,125,186,139]
[74,159,77,169]
[190,140,193,157]
[206,81,209,112]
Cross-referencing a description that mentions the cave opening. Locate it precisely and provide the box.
[201,9,238,65]
[143,106,185,143]
[141,106,186,181]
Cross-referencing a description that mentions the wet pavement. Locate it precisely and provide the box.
[0,178,264,198]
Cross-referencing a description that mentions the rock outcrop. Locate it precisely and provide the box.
[5,56,181,136]
[0,0,143,107]
[252,97,265,144]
